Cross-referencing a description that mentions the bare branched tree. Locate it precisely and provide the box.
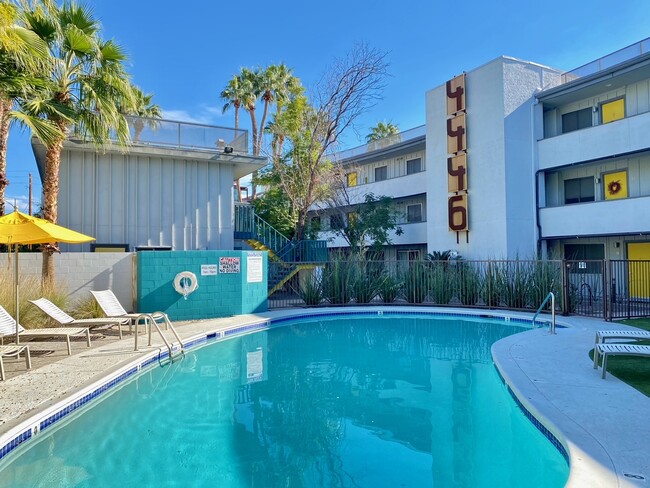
[275,44,389,241]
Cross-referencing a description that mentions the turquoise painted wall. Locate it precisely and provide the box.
[137,250,268,320]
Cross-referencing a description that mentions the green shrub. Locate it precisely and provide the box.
[298,272,323,306]
[430,263,453,305]
[497,261,531,309]
[528,260,562,311]
[480,263,500,307]
[402,264,429,304]
[321,259,354,305]
[457,263,480,306]
[0,269,70,328]
[378,273,402,303]
[71,294,105,319]
[350,262,384,304]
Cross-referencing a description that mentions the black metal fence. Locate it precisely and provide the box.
[268,258,650,321]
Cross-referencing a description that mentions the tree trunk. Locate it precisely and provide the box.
[133,119,144,142]
[257,98,270,155]
[41,131,65,285]
[233,107,242,202]
[249,108,259,198]
[0,97,12,216]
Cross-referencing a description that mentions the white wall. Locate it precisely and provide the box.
[425,57,561,259]
[538,110,650,169]
[45,141,241,252]
[0,252,135,310]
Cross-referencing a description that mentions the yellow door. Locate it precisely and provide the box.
[628,243,650,299]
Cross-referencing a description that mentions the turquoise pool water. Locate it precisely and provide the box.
[0,314,569,487]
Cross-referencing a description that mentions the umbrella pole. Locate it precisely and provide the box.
[14,244,19,345]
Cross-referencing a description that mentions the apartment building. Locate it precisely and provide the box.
[315,126,429,261]
[317,38,650,263]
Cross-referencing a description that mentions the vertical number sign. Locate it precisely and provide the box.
[446,74,468,233]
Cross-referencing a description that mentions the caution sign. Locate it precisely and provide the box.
[219,257,240,274]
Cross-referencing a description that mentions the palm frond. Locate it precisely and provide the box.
[10,110,63,146]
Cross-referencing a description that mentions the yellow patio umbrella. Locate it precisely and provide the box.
[0,210,95,344]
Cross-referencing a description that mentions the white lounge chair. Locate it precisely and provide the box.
[29,298,129,339]
[0,305,91,355]
[0,345,31,380]
[596,343,650,379]
[593,329,650,368]
[90,289,169,331]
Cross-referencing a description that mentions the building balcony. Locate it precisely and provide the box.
[122,116,249,154]
[538,111,650,170]
[539,196,650,238]
[344,172,427,205]
[320,221,428,248]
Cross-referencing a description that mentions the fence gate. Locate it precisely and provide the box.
[564,260,607,319]
[609,260,650,319]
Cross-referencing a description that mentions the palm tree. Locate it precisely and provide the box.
[21,1,135,281]
[0,1,53,215]
[128,86,162,142]
[220,74,244,130]
[221,74,246,201]
[257,64,301,154]
[240,67,260,156]
[366,121,399,143]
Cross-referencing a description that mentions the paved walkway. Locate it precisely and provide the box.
[1,308,649,487]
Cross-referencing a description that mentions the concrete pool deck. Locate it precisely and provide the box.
[0,307,648,487]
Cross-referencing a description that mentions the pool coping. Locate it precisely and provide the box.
[0,306,648,487]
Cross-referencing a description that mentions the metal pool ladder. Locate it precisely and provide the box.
[532,292,556,334]
[134,313,185,361]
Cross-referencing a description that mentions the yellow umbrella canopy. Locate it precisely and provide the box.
[0,210,95,344]
[0,210,95,245]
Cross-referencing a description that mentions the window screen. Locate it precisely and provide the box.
[375,166,387,182]
[406,158,421,175]
[407,204,422,222]
[564,177,594,204]
[562,108,592,133]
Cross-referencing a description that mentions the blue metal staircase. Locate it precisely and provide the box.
[234,204,328,293]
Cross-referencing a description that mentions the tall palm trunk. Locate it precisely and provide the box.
[248,107,259,198]
[41,130,65,284]
[257,95,270,154]
[233,105,242,202]
[0,97,12,216]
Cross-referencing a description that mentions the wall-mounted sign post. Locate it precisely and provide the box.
[446,73,469,242]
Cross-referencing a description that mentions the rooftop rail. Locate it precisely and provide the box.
[561,37,650,84]
[123,115,249,154]
[333,125,426,162]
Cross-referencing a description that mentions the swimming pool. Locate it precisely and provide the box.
[0,313,569,487]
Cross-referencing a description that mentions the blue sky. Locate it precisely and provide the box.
[6,0,650,211]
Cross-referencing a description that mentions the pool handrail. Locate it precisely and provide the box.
[533,292,556,334]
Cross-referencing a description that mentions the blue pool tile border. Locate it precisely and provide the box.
[494,365,570,465]
[0,308,567,465]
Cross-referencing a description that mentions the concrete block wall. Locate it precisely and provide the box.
[137,250,268,321]
[0,252,134,310]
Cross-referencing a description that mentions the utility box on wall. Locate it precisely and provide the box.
[137,250,268,321]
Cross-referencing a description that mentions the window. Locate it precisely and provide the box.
[406,158,421,175]
[330,214,344,230]
[407,204,422,223]
[564,177,594,204]
[346,172,357,187]
[601,98,625,124]
[562,108,592,133]
[375,166,387,182]
[564,244,604,273]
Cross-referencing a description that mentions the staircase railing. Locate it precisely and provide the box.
[234,203,290,253]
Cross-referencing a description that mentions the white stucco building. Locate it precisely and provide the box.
[317,37,650,262]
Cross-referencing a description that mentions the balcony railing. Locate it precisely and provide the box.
[561,37,650,83]
[123,116,249,153]
[333,125,426,162]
